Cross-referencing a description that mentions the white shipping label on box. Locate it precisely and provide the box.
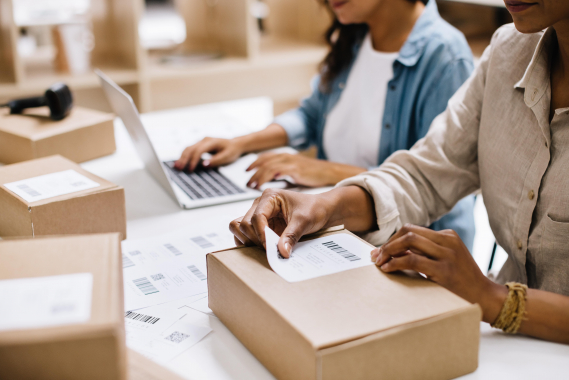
[3,169,100,203]
[0,273,93,331]
[265,227,374,282]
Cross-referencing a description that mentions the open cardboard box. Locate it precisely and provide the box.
[0,155,126,239]
[0,234,126,380]
[0,106,115,165]
[207,227,481,380]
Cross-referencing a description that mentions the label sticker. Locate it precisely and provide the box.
[4,169,100,203]
[0,273,93,331]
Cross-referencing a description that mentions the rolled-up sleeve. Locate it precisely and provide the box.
[337,41,494,246]
[273,75,324,150]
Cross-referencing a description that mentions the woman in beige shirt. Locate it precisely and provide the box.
[229,0,569,343]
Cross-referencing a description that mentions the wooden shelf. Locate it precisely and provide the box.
[0,67,139,98]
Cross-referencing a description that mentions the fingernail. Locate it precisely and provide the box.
[250,181,257,189]
[284,243,291,256]
[203,160,210,167]
[371,247,381,261]
[380,263,388,271]
[375,252,383,265]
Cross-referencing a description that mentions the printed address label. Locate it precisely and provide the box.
[0,273,93,331]
[4,169,100,202]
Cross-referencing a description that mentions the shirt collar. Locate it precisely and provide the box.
[514,27,555,108]
[397,0,440,67]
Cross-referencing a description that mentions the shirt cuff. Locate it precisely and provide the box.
[336,174,402,246]
[273,109,308,150]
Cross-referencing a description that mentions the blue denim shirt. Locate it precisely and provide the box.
[274,0,476,250]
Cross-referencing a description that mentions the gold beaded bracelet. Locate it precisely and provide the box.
[491,282,528,334]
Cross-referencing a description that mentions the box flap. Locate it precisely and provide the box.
[0,233,123,343]
[210,230,475,350]
[0,155,120,206]
[0,107,114,140]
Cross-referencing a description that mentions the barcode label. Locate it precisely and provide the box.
[122,254,135,268]
[164,243,183,256]
[129,250,142,256]
[188,265,207,281]
[17,184,41,197]
[132,277,159,295]
[150,273,165,281]
[125,311,160,324]
[190,236,214,249]
[322,241,360,262]
[164,331,190,344]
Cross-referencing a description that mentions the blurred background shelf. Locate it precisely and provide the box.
[0,0,511,115]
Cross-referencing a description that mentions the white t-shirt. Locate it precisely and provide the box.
[323,33,398,168]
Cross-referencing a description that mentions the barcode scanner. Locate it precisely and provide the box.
[0,83,73,121]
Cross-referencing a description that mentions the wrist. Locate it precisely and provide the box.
[478,280,508,324]
[232,135,250,154]
[330,164,366,185]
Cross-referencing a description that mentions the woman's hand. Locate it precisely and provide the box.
[372,224,507,323]
[246,153,366,189]
[229,186,377,257]
[175,137,245,172]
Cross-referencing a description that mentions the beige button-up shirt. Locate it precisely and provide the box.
[338,25,569,296]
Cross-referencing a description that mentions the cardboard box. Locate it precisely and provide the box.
[0,106,115,164]
[0,155,127,239]
[207,228,482,380]
[127,349,185,380]
[0,234,126,380]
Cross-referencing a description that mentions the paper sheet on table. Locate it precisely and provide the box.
[122,217,236,311]
[265,227,374,282]
[125,303,211,363]
[186,296,215,317]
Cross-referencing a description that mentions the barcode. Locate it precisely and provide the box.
[122,254,135,268]
[164,243,183,256]
[70,181,86,187]
[129,250,142,256]
[190,236,214,249]
[17,184,41,197]
[164,331,190,344]
[150,273,165,281]
[132,277,159,295]
[188,265,207,280]
[322,241,360,262]
[125,311,160,324]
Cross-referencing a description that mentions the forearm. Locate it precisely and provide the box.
[516,289,569,343]
[327,163,367,185]
[321,186,377,232]
[234,124,288,153]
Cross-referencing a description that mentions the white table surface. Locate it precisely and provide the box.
[81,99,569,380]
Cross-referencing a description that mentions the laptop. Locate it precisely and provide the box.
[96,69,288,209]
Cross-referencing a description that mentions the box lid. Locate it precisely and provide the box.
[0,107,114,141]
[0,233,123,344]
[0,155,120,207]
[209,229,476,350]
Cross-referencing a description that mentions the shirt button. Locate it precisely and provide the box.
[528,190,535,200]
[390,84,396,91]
[385,124,391,129]
[517,240,523,250]
[339,82,345,89]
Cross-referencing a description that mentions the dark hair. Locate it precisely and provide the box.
[319,0,428,92]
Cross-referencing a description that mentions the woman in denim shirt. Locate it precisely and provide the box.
[176,0,476,250]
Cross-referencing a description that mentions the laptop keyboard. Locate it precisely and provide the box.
[163,161,245,200]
